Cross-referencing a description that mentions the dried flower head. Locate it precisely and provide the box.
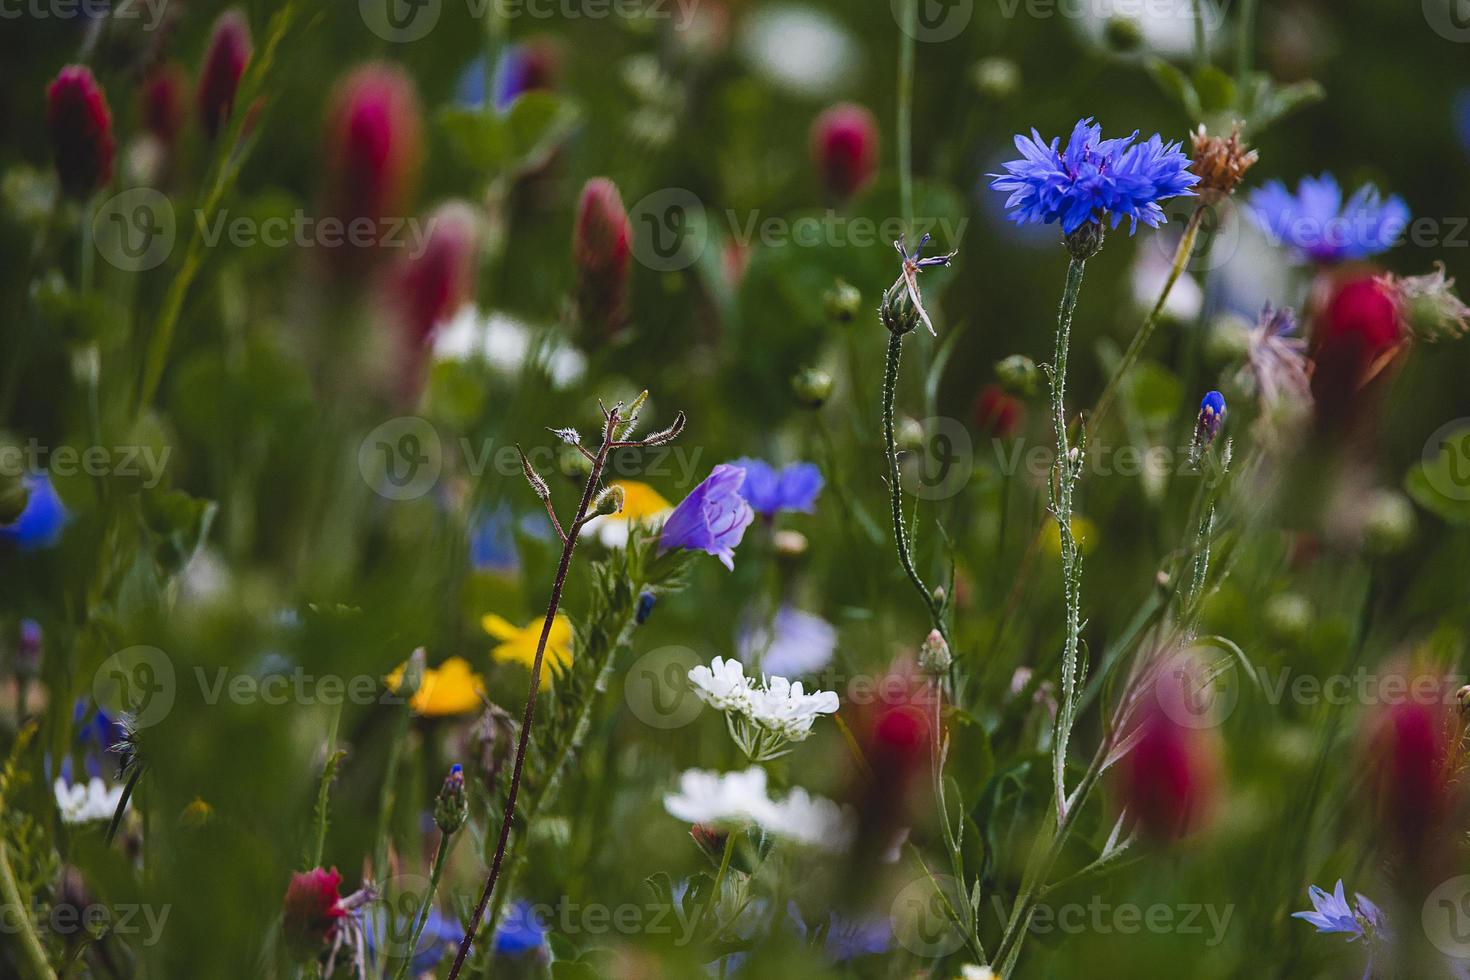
[1377,262,1470,343]
[881,234,955,337]
[1188,123,1258,203]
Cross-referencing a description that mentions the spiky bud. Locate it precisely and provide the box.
[639,411,686,447]
[434,763,468,834]
[918,629,951,674]
[517,445,551,502]
[1378,263,1470,343]
[1189,123,1258,204]
[593,484,625,517]
[47,66,114,199]
[1064,221,1106,261]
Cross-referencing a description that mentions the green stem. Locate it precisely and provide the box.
[1048,257,1088,810]
[1236,0,1259,79]
[897,0,916,236]
[695,831,738,935]
[372,706,413,880]
[0,838,56,979]
[310,703,343,868]
[881,331,948,644]
[1087,206,1203,442]
[391,833,453,980]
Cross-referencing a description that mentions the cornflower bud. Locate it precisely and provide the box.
[434,763,468,834]
[994,354,1039,396]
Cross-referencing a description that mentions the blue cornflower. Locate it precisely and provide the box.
[730,459,823,516]
[494,901,548,956]
[786,903,892,962]
[1248,174,1409,263]
[989,118,1198,235]
[657,465,755,570]
[1293,880,1387,942]
[0,473,68,552]
[636,590,657,625]
[455,42,556,112]
[468,504,519,574]
[366,905,464,974]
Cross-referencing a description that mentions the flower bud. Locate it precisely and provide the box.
[434,763,469,834]
[573,178,632,340]
[471,702,518,784]
[972,384,1023,439]
[397,647,427,701]
[47,66,114,199]
[810,103,879,201]
[197,9,252,141]
[879,275,920,336]
[971,57,1019,100]
[141,63,188,147]
[918,629,951,674]
[1193,391,1227,451]
[594,484,626,517]
[1378,263,1470,343]
[324,63,423,266]
[994,354,1039,396]
[689,823,728,865]
[1064,221,1106,261]
[823,279,862,324]
[635,590,657,625]
[282,867,346,956]
[791,367,833,409]
[1118,665,1220,841]
[1362,489,1415,556]
[391,200,479,399]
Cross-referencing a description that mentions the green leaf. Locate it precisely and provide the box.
[1145,58,1202,120]
[1192,66,1237,114]
[139,486,218,575]
[1406,439,1470,525]
[504,92,581,172]
[438,107,509,172]
[1124,361,1183,426]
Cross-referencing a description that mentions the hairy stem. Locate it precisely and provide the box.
[0,838,55,979]
[446,413,619,979]
[881,331,949,644]
[1087,206,1203,442]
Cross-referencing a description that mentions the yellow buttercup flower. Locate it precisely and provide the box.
[583,480,671,547]
[386,656,485,716]
[482,613,574,691]
[1042,515,1097,557]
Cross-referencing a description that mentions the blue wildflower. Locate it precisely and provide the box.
[738,604,837,676]
[636,590,657,625]
[730,459,823,516]
[1248,174,1409,263]
[494,901,548,956]
[786,903,892,962]
[1293,880,1386,942]
[1195,390,1227,448]
[366,905,464,974]
[468,504,519,574]
[0,473,68,552]
[657,464,755,570]
[455,42,557,112]
[989,117,1198,235]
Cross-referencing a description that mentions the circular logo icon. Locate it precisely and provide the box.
[892,0,973,42]
[1422,418,1470,504]
[92,188,175,272]
[360,0,441,42]
[1152,195,1241,275]
[1424,875,1470,958]
[1153,650,1239,729]
[92,646,175,729]
[628,188,708,272]
[375,874,438,959]
[358,417,443,501]
[890,874,967,957]
[1425,0,1470,41]
[624,646,704,730]
[905,416,973,501]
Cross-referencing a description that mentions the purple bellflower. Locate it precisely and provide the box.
[658,464,755,570]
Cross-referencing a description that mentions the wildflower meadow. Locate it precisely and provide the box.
[6,0,1470,977]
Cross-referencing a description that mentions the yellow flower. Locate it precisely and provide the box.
[1042,515,1097,557]
[386,656,485,716]
[583,480,671,547]
[180,797,213,828]
[482,614,574,691]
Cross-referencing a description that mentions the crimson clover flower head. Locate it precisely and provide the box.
[657,464,755,570]
[1248,173,1409,263]
[989,117,1198,236]
[47,65,114,199]
[281,867,346,954]
[197,9,252,141]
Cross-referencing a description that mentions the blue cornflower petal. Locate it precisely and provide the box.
[730,459,823,516]
[494,901,548,956]
[1292,880,1366,939]
[1248,173,1409,262]
[468,504,519,573]
[1,473,68,552]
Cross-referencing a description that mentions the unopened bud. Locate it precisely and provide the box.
[434,763,468,834]
[823,279,862,324]
[636,591,657,625]
[1103,15,1145,52]
[995,354,1039,396]
[791,367,833,409]
[594,484,625,517]
[879,276,921,336]
[1064,221,1106,261]
[919,629,951,673]
[518,445,551,502]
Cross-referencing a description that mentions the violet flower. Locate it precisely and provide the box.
[731,458,823,516]
[658,464,755,570]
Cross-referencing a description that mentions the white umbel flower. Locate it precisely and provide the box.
[687,656,840,762]
[747,676,840,741]
[764,785,854,852]
[688,656,755,713]
[663,767,854,851]
[54,777,126,825]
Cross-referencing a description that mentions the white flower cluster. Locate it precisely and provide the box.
[687,656,839,761]
[54,777,127,825]
[663,767,854,852]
